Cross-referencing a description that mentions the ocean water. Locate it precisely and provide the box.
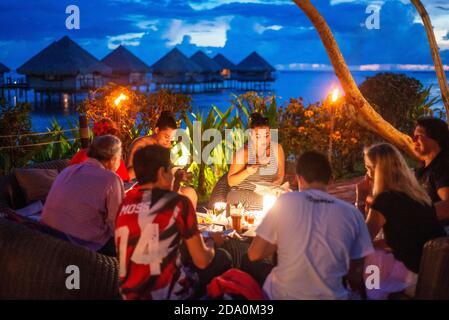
[26,70,446,132]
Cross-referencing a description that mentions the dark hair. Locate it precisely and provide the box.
[250,112,269,129]
[133,145,171,184]
[417,117,449,150]
[156,111,177,130]
[87,135,121,162]
[296,151,332,185]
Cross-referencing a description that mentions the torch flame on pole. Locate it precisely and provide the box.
[331,88,340,103]
[114,93,127,107]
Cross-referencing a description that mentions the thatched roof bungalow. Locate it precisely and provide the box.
[0,62,9,85]
[235,51,275,82]
[150,48,202,86]
[101,45,151,87]
[213,54,237,80]
[190,50,223,83]
[0,62,9,75]
[17,36,111,92]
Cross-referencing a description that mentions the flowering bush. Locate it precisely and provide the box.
[279,97,370,178]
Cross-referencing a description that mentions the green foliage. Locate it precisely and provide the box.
[0,101,81,175]
[278,97,369,178]
[31,118,81,163]
[181,105,235,196]
[230,91,279,127]
[0,101,34,174]
[359,73,442,134]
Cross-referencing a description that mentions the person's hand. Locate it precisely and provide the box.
[356,175,372,201]
[208,231,226,247]
[174,168,191,182]
[246,165,259,175]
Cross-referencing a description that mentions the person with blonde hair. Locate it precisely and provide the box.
[361,143,445,299]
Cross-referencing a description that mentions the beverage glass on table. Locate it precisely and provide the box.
[230,205,244,233]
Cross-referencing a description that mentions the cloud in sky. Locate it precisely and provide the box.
[0,0,449,71]
[163,16,233,47]
[107,32,146,49]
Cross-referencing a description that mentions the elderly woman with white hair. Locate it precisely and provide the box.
[41,135,125,256]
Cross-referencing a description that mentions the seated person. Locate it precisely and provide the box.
[70,118,130,182]
[42,135,125,256]
[115,145,231,300]
[127,111,197,209]
[362,143,446,298]
[413,118,449,223]
[242,151,373,300]
[227,113,285,210]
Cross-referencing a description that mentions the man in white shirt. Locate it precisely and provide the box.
[244,151,374,300]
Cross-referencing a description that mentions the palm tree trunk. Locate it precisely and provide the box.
[292,0,417,157]
[410,0,449,122]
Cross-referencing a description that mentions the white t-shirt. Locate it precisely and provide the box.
[256,189,374,300]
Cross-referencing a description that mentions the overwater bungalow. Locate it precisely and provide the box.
[212,53,238,89]
[17,36,112,107]
[0,62,9,82]
[150,48,202,93]
[235,51,276,91]
[101,45,151,90]
[190,50,223,92]
[0,62,10,99]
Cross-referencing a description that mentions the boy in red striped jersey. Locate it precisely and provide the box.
[115,145,231,300]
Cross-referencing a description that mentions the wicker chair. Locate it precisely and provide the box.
[415,237,449,300]
[0,160,120,300]
[208,173,230,209]
[0,159,69,210]
[0,218,119,300]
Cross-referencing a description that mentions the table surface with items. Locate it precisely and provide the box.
[196,203,272,238]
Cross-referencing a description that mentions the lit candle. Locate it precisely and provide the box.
[214,202,227,212]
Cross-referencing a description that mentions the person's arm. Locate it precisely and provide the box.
[271,144,285,186]
[247,235,277,261]
[126,141,139,181]
[432,177,449,220]
[365,208,386,240]
[178,196,214,269]
[248,199,280,261]
[347,258,367,300]
[106,177,125,230]
[228,148,257,187]
[185,234,215,269]
[355,175,372,215]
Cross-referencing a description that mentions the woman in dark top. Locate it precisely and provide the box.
[363,143,445,298]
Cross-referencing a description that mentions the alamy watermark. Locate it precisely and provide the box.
[65,265,80,290]
[364,3,381,30]
[171,124,279,176]
[66,5,80,30]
